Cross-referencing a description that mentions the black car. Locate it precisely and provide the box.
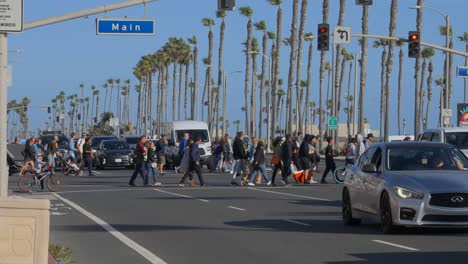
[40,134,69,151]
[125,136,141,150]
[91,136,118,152]
[95,140,133,169]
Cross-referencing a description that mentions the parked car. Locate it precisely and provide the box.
[124,136,141,150]
[91,136,118,154]
[418,127,468,156]
[342,142,468,234]
[95,140,133,169]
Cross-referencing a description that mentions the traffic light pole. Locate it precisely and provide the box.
[1,0,157,198]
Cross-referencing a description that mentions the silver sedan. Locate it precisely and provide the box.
[342,142,468,233]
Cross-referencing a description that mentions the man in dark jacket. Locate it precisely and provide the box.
[156,135,167,175]
[129,136,148,186]
[321,136,336,184]
[179,137,205,187]
[281,134,293,185]
[231,131,248,185]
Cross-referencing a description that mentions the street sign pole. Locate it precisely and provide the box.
[0,33,8,197]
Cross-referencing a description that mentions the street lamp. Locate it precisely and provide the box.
[409,5,450,127]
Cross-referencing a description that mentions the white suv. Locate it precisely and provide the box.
[418,127,468,156]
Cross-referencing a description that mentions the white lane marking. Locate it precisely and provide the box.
[372,240,419,251]
[228,206,246,211]
[92,170,102,175]
[154,189,210,203]
[57,188,146,194]
[247,187,332,201]
[284,219,310,227]
[51,212,68,216]
[53,193,167,264]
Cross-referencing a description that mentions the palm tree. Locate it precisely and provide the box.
[216,9,227,113]
[94,89,100,120]
[358,2,369,135]
[309,101,317,125]
[276,88,286,131]
[286,0,299,134]
[422,48,435,129]
[319,0,329,148]
[239,6,253,136]
[255,20,268,138]
[333,0,346,133]
[373,39,388,138]
[107,79,114,113]
[102,83,108,115]
[188,36,199,120]
[250,37,259,138]
[414,0,424,137]
[303,33,314,134]
[435,77,445,127]
[383,0,398,142]
[202,18,215,129]
[458,32,468,102]
[58,91,66,133]
[439,25,454,108]
[233,120,241,133]
[396,40,404,135]
[267,0,283,140]
[296,0,308,134]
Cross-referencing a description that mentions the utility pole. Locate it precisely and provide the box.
[0,0,157,198]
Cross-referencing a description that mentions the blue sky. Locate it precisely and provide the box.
[8,0,468,136]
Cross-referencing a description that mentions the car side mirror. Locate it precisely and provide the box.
[362,164,377,173]
[168,139,175,147]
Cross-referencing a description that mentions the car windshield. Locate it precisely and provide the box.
[445,132,468,149]
[176,130,209,143]
[387,147,468,171]
[103,141,129,150]
[41,135,69,149]
[92,137,117,147]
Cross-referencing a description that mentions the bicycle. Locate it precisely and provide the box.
[333,165,353,184]
[18,164,62,193]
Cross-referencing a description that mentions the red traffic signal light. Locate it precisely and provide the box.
[410,33,419,41]
[408,31,420,58]
[319,27,328,34]
[317,23,330,51]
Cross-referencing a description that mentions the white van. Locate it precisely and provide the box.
[162,121,213,168]
[417,127,468,156]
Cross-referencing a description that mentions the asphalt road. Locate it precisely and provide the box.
[9,161,468,264]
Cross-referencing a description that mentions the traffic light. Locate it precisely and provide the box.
[356,0,373,5]
[317,23,330,51]
[77,113,81,120]
[218,0,235,11]
[408,31,421,58]
[47,107,51,113]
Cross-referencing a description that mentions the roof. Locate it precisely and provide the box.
[375,142,455,148]
[423,127,468,133]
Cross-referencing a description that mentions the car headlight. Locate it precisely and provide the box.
[394,187,424,199]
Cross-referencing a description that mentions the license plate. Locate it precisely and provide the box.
[115,159,122,163]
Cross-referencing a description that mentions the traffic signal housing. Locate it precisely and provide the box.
[356,0,373,5]
[408,31,421,58]
[317,23,330,51]
[47,107,51,113]
[218,0,235,11]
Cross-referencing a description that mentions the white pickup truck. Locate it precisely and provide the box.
[417,127,468,156]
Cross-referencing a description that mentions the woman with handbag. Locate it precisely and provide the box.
[146,141,162,186]
[270,137,285,187]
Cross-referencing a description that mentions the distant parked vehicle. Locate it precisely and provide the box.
[95,140,133,169]
[417,127,468,156]
[124,136,141,150]
[388,135,415,142]
[91,136,118,154]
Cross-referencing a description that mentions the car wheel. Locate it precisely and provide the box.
[342,188,362,226]
[380,192,398,234]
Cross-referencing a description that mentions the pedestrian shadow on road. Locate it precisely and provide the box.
[324,251,468,264]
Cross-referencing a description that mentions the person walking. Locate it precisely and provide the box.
[76,133,86,163]
[213,139,223,172]
[20,137,36,176]
[247,141,271,186]
[321,137,336,184]
[231,131,248,186]
[81,137,95,177]
[271,137,285,187]
[176,133,189,173]
[156,135,168,175]
[46,135,60,173]
[281,134,293,186]
[298,134,312,184]
[223,133,233,173]
[363,133,375,150]
[313,135,321,173]
[345,137,357,166]
[146,140,161,186]
[68,132,78,161]
[129,136,148,186]
[179,137,206,187]
[356,134,366,161]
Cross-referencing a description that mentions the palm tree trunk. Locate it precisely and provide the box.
[271,4,282,140]
[192,45,199,120]
[208,27,214,132]
[185,63,190,120]
[420,59,427,129]
[304,41,313,134]
[338,55,347,122]
[448,39,454,110]
[244,18,252,136]
[104,88,108,114]
[319,0,329,150]
[287,0,299,134]
[425,59,433,129]
[414,0,424,137]
[109,84,114,113]
[251,51,257,138]
[384,0,398,142]
[397,48,403,135]
[218,18,226,124]
[333,0,346,137]
[202,69,208,121]
[259,31,267,139]
[172,62,177,121]
[178,63,183,120]
[296,0,308,134]
[380,47,387,139]
[359,4,369,135]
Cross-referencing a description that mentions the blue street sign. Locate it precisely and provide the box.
[457,66,468,78]
[96,18,155,36]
